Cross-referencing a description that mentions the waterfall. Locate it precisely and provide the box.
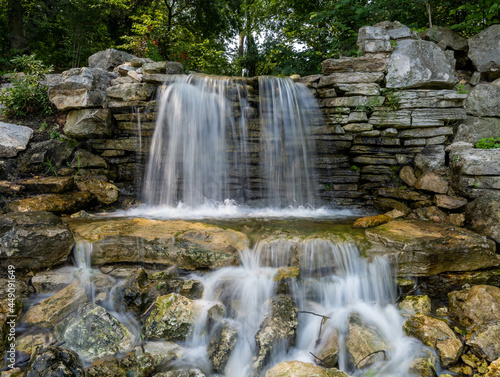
[141,74,320,211]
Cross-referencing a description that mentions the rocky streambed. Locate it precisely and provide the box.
[1,212,499,377]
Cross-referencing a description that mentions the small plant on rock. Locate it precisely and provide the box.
[475,137,500,149]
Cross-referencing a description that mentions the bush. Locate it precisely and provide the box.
[0,54,53,117]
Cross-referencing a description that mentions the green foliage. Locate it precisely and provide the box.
[475,137,500,149]
[42,158,58,176]
[381,88,401,111]
[449,0,500,36]
[350,165,359,171]
[456,84,469,94]
[0,54,53,117]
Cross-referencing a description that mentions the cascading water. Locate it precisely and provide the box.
[171,239,429,377]
[139,74,324,216]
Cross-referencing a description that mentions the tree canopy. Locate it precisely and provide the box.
[0,0,498,76]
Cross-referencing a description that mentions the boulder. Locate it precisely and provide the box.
[448,285,500,329]
[142,61,184,75]
[399,166,417,187]
[453,116,500,144]
[346,315,388,369]
[363,220,499,276]
[403,313,463,367]
[56,303,134,361]
[465,84,500,117]
[468,25,500,79]
[64,108,114,139]
[386,39,457,89]
[420,25,468,50]
[75,178,118,204]
[414,145,446,172]
[0,122,33,158]
[24,346,85,377]
[31,266,78,294]
[465,195,500,245]
[451,149,500,176]
[408,349,437,377]
[66,218,249,270]
[7,192,95,214]
[105,83,156,102]
[207,320,238,372]
[398,295,431,315]
[166,61,184,74]
[0,211,74,271]
[143,293,200,340]
[434,194,468,210]
[467,323,500,362]
[48,67,117,110]
[315,328,340,367]
[22,282,87,328]
[357,26,392,53]
[253,296,298,376]
[88,49,137,71]
[265,361,350,377]
[414,171,449,194]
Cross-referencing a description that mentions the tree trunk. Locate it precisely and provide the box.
[7,0,27,51]
[238,33,245,57]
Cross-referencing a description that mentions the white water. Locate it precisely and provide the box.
[170,239,426,377]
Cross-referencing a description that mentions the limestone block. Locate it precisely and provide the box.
[357,26,392,53]
[64,108,113,139]
[0,122,33,158]
[465,84,500,117]
[88,48,137,71]
[468,25,500,79]
[318,72,385,87]
[105,82,156,102]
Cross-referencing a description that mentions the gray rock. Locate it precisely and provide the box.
[397,89,467,109]
[76,178,119,204]
[452,149,500,176]
[166,61,184,74]
[453,116,500,144]
[31,267,77,294]
[105,82,156,102]
[448,285,500,329]
[357,26,392,53]
[48,68,117,110]
[321,56,387,74]
[414,145,446,172]
[71,149,108,169]
[468,25,500,79]
[386,39,457,89]
[411,108,466,127]
[0,122,33,158]
[207,320,238,372]
[130,57,154,67]
[420,26,468,51]
[467,323,500,362]
[64,108,114,139]
[346,315,388,369]
[0,212,74,271]
[465,84,500,117]
[465,195,500,245]
[414,171,449,194]
[335,83,380,96]
[398,295,431,315]
[88,49,137,71]
[25,346,84,377]
[318,72,385,87]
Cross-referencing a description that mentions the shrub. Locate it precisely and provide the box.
[0,54,54,117]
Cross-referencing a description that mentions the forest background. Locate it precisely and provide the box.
[1,0,499,78]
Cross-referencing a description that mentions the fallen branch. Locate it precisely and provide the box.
[354,350,387,370]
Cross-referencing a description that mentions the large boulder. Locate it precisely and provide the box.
[253,296,298,376]
[0,122,33,158]
[48,67,117,110]
[64,108,114,139]
[403,313,463,367]
[448,285,500,329]
[386,39,457,89]
[56,303,135,361]
[207,320,238,373]
[66,218,250,270]
[363,220,499,277]
[467,323,500,362]
[453,116,500,144]
[420,26,468,51]
[0,212,74,271]
[75,178,119,204]
[345,316,388,369]
[88,49,137,71]
[265,361,350,377]
[465,84,500,117]
[465,195,500,245]
[24,346,85,377]
[468,25,500,79]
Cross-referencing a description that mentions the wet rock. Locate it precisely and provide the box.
[434,195,468,210]
[48,67,116,110]
[448,285,500,329]
[465,84,500,117]
[56,303,134,361]
[0,122,33,158]
[25,345,85,377]
[20,176,74,193]
[76,178,119,204]
[465,195,500,245]
[31,266,78,294]
[485,357,500,376]
[364,220,499,277]
[253,296,299,376]
[143,293,200,340]
[16,329,56,357]
[135,340,184,371]
[22,281,87,328]
[467,323,500,362]
[66,218,249,270]
[353,214,391,228]
[315,328,340,368]
[403,313,463,367]
[154,369,206,377]
[346,315,388,370]
[65,108,114,139]
[88,49,137,71]
[106,83,156,102]
[264,361,350,377]
[7,192,95,214]
[408,349,437,377]
[207,320,238,372]
[468,25,500,79]
[398,295,431,315]
[386,40,457,89]
[414,172,449,194]
[0,211,74,271]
